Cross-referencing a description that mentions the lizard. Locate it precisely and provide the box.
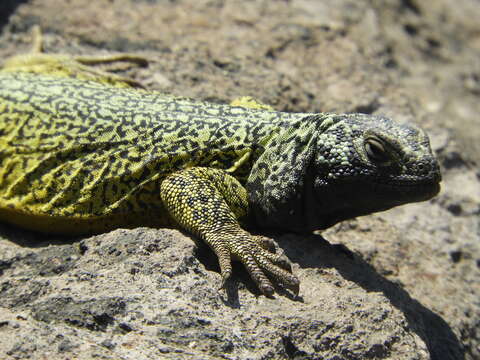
[0,28,441,296]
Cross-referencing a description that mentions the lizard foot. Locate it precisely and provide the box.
[2,25,148,88]
[207,229,299,296]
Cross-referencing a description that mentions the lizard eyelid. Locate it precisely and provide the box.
[364,136,391,165]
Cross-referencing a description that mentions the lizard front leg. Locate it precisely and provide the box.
[160,167,299,296]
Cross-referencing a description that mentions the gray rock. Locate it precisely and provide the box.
[1,227,435,359]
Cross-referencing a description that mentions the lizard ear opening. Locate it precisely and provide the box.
[246,116,321,231]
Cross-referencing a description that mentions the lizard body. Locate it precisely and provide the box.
[0,31,441,295]
[0,71,295,233]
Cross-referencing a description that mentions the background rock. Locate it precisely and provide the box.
[0,0,478,359]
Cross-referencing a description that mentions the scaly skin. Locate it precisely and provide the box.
[0,31,441,295]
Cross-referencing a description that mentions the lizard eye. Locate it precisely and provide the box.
[364,137,390,165]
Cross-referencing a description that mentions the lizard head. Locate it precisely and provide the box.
[247,113,441,233]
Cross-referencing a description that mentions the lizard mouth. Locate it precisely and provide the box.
[369,177,441,203]
[300,175,441,232]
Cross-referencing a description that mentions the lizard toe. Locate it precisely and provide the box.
[255,252,299,289]
[252,235,276,252]
[229,234,298,295]
[239,251,275,296]
[259,249,293,272]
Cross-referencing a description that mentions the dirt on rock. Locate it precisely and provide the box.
[0,1,478,359]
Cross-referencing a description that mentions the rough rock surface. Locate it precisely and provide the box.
[0,1,478,359]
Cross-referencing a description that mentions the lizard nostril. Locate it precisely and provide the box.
[416,161,431,175]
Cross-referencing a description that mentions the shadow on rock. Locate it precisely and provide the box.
[0,223,77,248]
[0,0,30,29]
[277,233,465,360]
